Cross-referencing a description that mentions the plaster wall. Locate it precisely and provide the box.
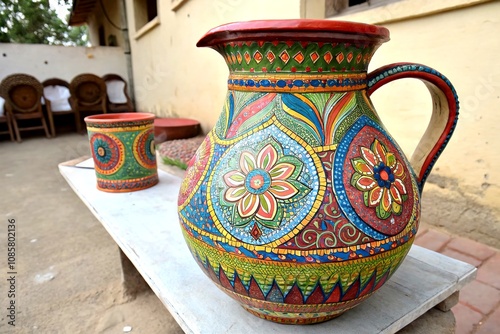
[124,0,499,246]
[0,43,128,83]
[87,0,125,47]
[124,0,303,131]
[336,0,500,246]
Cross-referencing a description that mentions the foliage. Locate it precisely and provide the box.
[0,0,88,46]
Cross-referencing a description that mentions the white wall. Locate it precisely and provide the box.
[0,43,128,83]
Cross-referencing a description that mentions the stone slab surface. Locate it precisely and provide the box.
[59,160,477,334]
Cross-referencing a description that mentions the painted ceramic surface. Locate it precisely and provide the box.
[178,20,459,324]
[85,113,158,192]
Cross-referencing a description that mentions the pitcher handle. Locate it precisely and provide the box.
[367,63,459,192]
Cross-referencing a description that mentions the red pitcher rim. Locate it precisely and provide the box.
[84,112,155,123]
[197,19,390,47]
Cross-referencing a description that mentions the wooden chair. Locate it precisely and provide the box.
[102,74,134,113]
[69,74,107,131]
[0,97,15,141]
[43,78,81,137]
[0,74,51,142]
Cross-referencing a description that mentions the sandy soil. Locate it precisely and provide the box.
[0,134,183,333]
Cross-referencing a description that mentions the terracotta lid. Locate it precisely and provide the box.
[154,118,201,142]
[154,118,200,127]
[197,19,390,47]
[84,112,155,123]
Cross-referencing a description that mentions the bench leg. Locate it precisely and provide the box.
[119,248,150,299]
[435,291,460,312]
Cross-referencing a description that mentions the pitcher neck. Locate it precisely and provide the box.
[214,40,380,93]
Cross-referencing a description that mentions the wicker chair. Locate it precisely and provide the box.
[0,97,15,141]
[102,74,134,112]
[0,74,51,142]
[69,74,107,131]
[43,78,81,137]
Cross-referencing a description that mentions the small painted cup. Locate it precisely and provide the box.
[84,113,159,192]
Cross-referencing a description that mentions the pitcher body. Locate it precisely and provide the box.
[178,20,458,324]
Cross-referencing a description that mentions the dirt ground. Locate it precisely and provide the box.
[0,133,183,333]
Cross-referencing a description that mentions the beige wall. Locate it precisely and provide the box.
[124,0,500,246]
[125,0,303,131]
[0,43,128,83]
[88,0,125,47]
[335,0,500,246]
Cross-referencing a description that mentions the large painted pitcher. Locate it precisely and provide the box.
[177,20,459,324]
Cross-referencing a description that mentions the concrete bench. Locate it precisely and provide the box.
[59,157,476,334]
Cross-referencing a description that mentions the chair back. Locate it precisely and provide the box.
[70,74,107,108]
[42,78,72,112]
[0,97,5,117]
[0,74,43,114]
[102,73,133,111]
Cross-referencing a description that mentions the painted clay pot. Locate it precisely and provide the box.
[85,112,158,192]
[178,20,459,324]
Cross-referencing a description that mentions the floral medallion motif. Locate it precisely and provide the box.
[133,128,156,169]
[208,125,323,246]
[350,138,408,219]
[333,116,418,238]
[90,133,124,175]
[223,142,303,230]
